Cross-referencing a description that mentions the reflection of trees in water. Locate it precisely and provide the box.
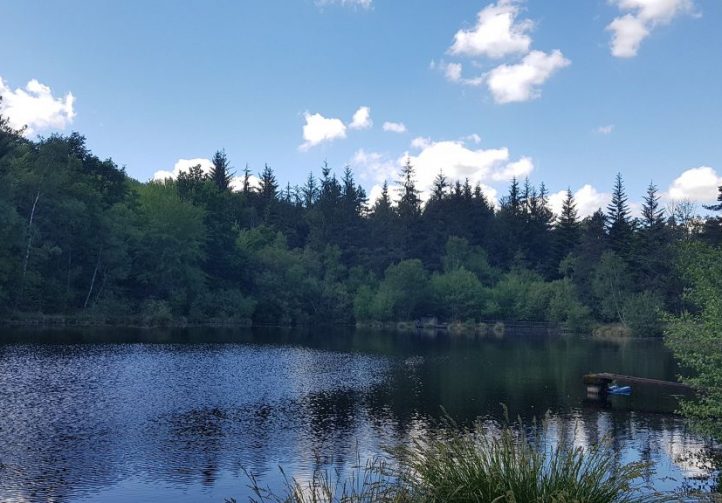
[0,346,127,503]
[0,331,718,502]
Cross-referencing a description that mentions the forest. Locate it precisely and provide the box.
[2,110,722,335]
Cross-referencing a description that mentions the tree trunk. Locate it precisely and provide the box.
[17,190,41,305]
[65,247,73,309]
[84,247,102,309]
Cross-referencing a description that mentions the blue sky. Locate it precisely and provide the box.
[1,0,720,215]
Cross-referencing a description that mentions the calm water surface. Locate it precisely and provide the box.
[0,327,717,502]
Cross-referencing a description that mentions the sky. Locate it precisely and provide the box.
[1,0,721,216]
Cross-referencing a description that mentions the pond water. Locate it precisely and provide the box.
[0,327,718,502]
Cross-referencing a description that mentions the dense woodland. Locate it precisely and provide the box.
[2,110,722,334]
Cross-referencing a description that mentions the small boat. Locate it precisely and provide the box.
[608,384,632,395]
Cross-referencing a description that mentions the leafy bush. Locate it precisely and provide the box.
[430,267,487,321]
[623,291,663,337]
[666,242,722,441]
[140,299,173,326]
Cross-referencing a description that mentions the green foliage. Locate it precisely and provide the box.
[238,418,653,503]
[133,181,207,310]
[394,419,651,503]
[442,237,499,285]
[592,251,631,323]
[665,242,722,440]
[380,259,430,321]
[140,299,173,326]
[0,118,706,332]
[623,291,663,337]
[430,267,486,321]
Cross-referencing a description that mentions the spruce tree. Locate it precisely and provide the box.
[209,149,233,192]
[397,157,421,218]
[301,172,318,208]
[258,164,278,202]
[641,182,664,231]
[637,182,670,296]
[553,188,580,273]
[430,170,448,201]
[606,173,633,257]
[241,164,252,194]
[396,158,422,259]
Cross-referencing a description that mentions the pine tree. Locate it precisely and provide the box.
[397,158,422,259]
[559,189,579,234]
[504,177,522,215]
[704,186,722,212]
[430,170,448,201]
[209,149,233,192]
[367,180,401,272]
[241,164,252,194]
[641,182,664,231]
[606,173,633,257]
[637,182,671,296]
[258,164,278,202]
[374,180,393,214]
[397,157,421,218]
[301,172,319,208]
[553,188,580,273]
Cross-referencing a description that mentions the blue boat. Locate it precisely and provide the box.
[608,384,632,395]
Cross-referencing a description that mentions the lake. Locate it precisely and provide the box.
[0,327,717,502]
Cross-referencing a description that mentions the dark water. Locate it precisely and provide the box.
[0,327,717,502]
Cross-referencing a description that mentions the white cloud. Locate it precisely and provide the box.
[153,158,214,181]
[230,174,262,192]
[596,124,615,135]
[549,184,612,218]
[349,106,372,130]
[0,77,76,136]
[667,166,722,202]
[607,0,695,58]
[367,184,385,205]
[410,136,432,150]
[299,112,347,151]
[382,121,407,133]
[444,62,463,82]
[486,50,570,103]
[351,149,398,185]
[464,134,482,144]
[449,0,533,59]
[350,138,527,206]
[153,158,260,192]
[441,2,569,104]
[403,137,532,198]
[435,61,485,86]
[607,14,650,58]
[491,156,534,181]
[315,0,372,9]
[616,0,694,23]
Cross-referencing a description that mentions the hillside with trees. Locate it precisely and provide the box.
[2,115,721,334]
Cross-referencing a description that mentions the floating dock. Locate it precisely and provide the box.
[583,372,693,397]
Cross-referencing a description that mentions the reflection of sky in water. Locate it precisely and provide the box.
[0,328,718,502]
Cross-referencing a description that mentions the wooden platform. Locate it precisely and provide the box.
[583,373,693,392]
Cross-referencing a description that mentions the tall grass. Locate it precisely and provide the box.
[394,417,653,503]
[232,417,660,503]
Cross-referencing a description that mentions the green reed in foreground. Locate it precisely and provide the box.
[231,417,660,503]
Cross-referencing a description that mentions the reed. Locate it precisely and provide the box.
[233,415,660,503]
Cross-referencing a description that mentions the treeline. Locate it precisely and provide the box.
[2,114,721,332]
